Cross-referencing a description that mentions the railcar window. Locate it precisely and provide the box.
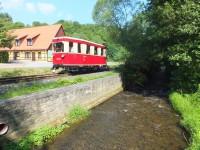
[78,43,81,53]
[101,48,103,56]
[94,47,98,55]
[86,45,90,54]
[69,42,73,52]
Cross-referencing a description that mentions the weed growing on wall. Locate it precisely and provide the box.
[68,105,91,123]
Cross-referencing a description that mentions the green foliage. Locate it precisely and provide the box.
[32,21,48,27]
[0,51,8,63]
[4,124,68,150]
[68,105,90,123]
[0,71,116,100]
[147,0,200,91]
[93,0,200,91]
[0,13,14,48]
[93,0,139,28]
[170,88,200,150]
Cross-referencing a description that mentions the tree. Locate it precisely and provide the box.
[147,0,200,91]
[32,21,48,27]
[0,13,14,48]
[93,0,140,28]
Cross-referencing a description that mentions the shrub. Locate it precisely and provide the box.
[0,51,9,63]
[68,105,90,123]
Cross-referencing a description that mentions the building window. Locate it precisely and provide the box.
[25,52,31,59]
[27,39,32,46]
[86,45,90,54]
[15,39,20,46]
[69,42,73,52]
[78,43,81,53]
[94,47,98,55]
[38,52,41,59]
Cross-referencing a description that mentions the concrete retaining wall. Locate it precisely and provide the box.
[0,75,123,139]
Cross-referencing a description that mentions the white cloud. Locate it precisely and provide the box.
[37,2,56,15]
[1,0,24,9]
[25,2,36,13]
[25,2,56,15]
[24,2,56,15]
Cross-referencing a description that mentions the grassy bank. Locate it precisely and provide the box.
[169,88,200,150]
[0,71,116,100]
[0,68,52,78]
[3,105,90,150]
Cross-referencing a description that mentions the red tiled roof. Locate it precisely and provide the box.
[8,24,64,51]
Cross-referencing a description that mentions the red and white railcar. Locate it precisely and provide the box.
[52,36,107,71]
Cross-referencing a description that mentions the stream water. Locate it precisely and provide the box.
[45,91,187,150]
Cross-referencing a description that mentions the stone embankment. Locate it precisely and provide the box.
[0,74,123,139]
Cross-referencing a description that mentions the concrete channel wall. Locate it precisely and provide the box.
[0,75,123,139]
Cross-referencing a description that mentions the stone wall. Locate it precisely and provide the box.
[0,75,123,139]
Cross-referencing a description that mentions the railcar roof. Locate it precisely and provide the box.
[53,36,106,48]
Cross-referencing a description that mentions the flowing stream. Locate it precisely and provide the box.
[45,91,187,150]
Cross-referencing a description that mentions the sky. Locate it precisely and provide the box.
[1,0,97,25]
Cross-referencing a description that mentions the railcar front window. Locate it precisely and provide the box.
[54,43,64,52]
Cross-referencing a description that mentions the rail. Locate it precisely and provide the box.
[0,74,64,85]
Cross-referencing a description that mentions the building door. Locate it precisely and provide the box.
[14,52,18,60]
[32,52,35,61]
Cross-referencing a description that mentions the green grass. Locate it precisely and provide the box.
[0,71,116,100]
[0,68,52,78]
[3,105,90,150]
[68,105,90,123]
[169,87,200,150]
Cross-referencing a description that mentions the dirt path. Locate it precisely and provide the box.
[46,91,187,150]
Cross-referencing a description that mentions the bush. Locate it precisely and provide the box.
[0,51,9,63]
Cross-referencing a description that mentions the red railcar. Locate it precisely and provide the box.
[52,36,107,71]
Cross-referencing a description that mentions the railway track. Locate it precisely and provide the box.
[0,74,64,85]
